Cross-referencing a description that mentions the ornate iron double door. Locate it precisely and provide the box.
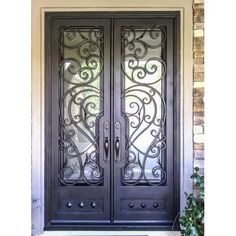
[45,12,180,229]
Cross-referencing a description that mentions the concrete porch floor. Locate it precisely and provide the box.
[41,231,180,236]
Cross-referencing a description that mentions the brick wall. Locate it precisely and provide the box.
[193,0,204,174]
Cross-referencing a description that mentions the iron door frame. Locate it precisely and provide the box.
[44,11,180,230]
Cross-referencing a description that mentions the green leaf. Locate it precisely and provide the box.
[179,167,204,236]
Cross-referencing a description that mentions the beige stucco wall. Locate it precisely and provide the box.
[32,0,193,235]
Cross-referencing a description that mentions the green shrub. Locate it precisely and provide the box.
[179,167,204,236]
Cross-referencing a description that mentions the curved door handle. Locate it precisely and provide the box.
[103,121,109,161]
[115,137,120,162]
[104,137,109,160]
[114,121,121,162]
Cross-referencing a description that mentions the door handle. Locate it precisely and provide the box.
[103,121,109,161]
[114,121,121,162]
[115,137,120,162]
[104,137,109,160]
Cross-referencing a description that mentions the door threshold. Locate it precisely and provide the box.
[42,231,180,236]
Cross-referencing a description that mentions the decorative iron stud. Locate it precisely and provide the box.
[153,202,159,208]
[66,202,72,208]
[91,201,97,208]
[128,202,135,208]
[78,201,85,208]
[140,202,147,208]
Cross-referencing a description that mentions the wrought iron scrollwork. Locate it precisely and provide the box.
[58,26,104,186]
[120,25,167,186]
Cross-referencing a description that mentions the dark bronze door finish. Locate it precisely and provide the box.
[45,12,180,230]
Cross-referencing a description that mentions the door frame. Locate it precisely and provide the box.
[44,12,180,230]
[32,1,193,235]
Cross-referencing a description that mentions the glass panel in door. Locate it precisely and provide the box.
[120,25,167,185]
[58,27,105,185]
